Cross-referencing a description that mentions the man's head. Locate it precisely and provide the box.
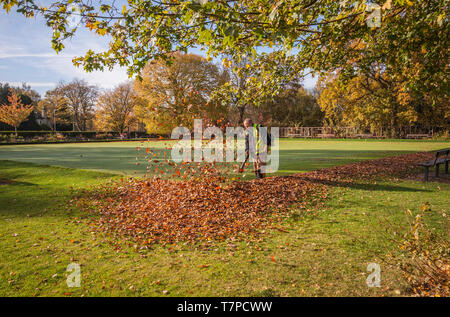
[243,118,253,128]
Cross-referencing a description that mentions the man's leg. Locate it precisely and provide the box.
[254,154,263,179]
[259,151,267,178]
[259,162,266,178]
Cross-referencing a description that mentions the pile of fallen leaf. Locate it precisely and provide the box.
[77,151,434,246]
[78,176,328,245]
[300,151,435,184]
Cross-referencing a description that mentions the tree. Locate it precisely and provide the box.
[258,83,324,127]
[3,1,447,118]
[11,83,41,107]
[0,83,44,131]
[134,52,228,133]
[211,55,254,125]
[211,52,303,125]
[317,65,450,136]
[56,79,98,131]
[319,1,449,115]
[95,82,137,133]
[0,83,10,106]
[3,1,446,86]
[313,0,449,136]
[0,90,34,136]
[38,89,72,131]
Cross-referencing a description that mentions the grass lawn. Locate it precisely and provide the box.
[0,139,448,176]
[0,139,449,296]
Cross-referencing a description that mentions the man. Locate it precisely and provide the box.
[240,118,270,179]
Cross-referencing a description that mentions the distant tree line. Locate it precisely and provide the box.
[1,1,448,138]
[1,49,448,136]
[1,53,325,135]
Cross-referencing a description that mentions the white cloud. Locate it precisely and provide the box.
[0,53,71,59]
[2,81,57,87]
[302,74,318,89]
[1,37,129,92]
[0,11,130,94]
[36,54,129,90]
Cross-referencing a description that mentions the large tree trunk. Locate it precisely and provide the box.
[237,104,246,124]
[390,99,400,138]
[390,119,397,138]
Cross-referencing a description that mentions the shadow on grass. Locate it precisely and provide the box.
[0,179,35,187]
[282,175,431,193]
[0,160,118,218]
[278,149,418,157]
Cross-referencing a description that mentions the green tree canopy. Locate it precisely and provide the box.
[3,1,447,104]
[259,83,323,127]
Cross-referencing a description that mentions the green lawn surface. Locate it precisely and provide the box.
[0,139,449,296]
[0,139,448,176]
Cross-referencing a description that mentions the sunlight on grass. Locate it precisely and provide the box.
[0,140,449,296]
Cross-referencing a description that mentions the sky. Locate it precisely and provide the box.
[0,7,318,98]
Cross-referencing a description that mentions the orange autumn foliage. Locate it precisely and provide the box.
[0,90,33,136]
[76,152,434,247]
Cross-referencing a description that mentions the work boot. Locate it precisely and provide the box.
[255,170,264,179]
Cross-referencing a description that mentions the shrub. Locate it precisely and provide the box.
[432,130,450,141]
[384,203,449,296]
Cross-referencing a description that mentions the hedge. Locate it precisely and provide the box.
[0,131,156,138]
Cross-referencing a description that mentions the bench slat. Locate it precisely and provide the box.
[418,149,449,181]
[418,158,447,167]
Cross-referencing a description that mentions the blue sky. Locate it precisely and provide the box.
[0,9,129,96]
[0,7,317,98]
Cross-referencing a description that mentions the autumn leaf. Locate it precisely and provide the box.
[76,152,431,246]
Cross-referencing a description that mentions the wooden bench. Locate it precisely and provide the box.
[287,134,312,138]
[407,134,430,139]
[354,133,375,139]
[317,133,335,138]
[418,149,450,181]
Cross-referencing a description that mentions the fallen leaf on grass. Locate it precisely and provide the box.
[75,152,431,247]
[198,264,210,268]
